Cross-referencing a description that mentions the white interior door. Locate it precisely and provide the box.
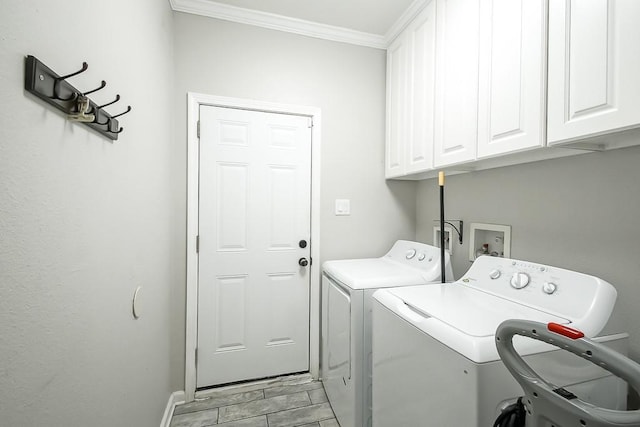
[197,105,312,388]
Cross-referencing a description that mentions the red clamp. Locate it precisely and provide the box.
[548,323,585,340]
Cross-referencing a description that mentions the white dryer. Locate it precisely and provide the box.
[372,256,629,427]
[322,240,453,427]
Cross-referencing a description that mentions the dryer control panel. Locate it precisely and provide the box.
[383,240,453,279]
[458,256,617,336]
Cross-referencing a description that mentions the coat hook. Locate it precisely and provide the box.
[110,126,124,134]
[84,80,106,96]
[97,94,120,109]
[52,61,88,101]
[93,101,126,127]
[55,62,88,82]
[92,113,110,126]
[52,90,77,102]
[111,105,131,119]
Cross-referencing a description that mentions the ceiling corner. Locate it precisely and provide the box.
[384,0,430,45]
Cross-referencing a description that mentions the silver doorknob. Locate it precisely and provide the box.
[298,257,309,267]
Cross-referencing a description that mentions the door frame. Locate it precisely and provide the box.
[185,92,322,402]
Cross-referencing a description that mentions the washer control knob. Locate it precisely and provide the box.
[405,249,416,259]
[542,282,557,295]
[489,269,501,280]
[510,272,531,289]
[417,253,426,261]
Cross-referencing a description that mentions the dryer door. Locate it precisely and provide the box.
[326,278,351,380]
[322,275,361,427]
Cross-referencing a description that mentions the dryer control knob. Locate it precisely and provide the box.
[542,282,557,295]
[510,272,530,289]
[406,249,417,259]
[489,269,501,280]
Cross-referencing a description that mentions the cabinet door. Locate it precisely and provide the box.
[406,2,437,174]
[385,34,409,178]
[548,0,640,144]
[434,0,480,167]
[477,0,546,159]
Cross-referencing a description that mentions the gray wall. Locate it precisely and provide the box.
[0,1,177,426]
[416,144,640,361]
[172,13,417,389]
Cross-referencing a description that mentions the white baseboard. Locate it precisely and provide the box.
[160,391,186,427]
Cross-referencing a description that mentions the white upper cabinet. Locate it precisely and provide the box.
[433,0,480,167]
[405,2,437,174]
[547,0,640,145]
[385,33,409,178]
[386,0,640,180]
[385,2,437,178]
[477,0,547,159]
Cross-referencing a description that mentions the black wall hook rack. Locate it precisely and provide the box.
[24,55,131,141]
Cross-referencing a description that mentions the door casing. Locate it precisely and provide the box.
[185,92,322,402]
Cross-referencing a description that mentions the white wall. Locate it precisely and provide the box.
[171,13,417,389]
[416,144,640,364]
[0,1,177,426]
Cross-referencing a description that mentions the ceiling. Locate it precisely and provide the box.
[170,0,425,48]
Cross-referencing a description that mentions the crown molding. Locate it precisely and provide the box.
[384,0,430,45]
[170,0,388,49]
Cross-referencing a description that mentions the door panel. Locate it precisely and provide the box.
[267,166,297,249]
[197,105,311,388]
[264,273,298,346]
[216,163,248,250]
[213,275,247,352]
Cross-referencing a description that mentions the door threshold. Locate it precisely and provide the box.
[195,371,313,400]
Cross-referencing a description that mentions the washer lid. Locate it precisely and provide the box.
[387,284,570,337]
[323,258,432,290]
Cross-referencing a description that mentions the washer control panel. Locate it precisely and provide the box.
[542,282,558,295]
[460,256,617,326]
[510,271,530,289]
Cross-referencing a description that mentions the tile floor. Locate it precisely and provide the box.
[170,374,339,427]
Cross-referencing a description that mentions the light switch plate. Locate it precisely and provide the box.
[335,199,351,216]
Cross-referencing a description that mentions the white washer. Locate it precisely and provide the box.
[372,256,629,427]
[322,240,453,427]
